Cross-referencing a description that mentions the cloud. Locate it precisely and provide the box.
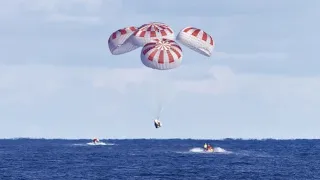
[0,0,104,14]
[47,13,102,24]
[213,52,288,61]
[236,74,320,106]
[0,64,233,99]
[92,67,154,93]
[174,66,236,94]
[0,0,120,24]
[1,64,320,106]
[1,64,320,139]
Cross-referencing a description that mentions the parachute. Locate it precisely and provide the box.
[108,26,141,55]
[107,24,214,65]
[176,26,215,57]
[107,23,215,129]
[141,38,183,70]
[131,22,175,47]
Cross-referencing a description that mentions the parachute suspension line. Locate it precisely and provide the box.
[154,77,164,120]
[153,72,177,122]
[156,102,164,120]
[152,71,169,121]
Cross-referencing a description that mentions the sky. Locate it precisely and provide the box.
[0,0,320,139]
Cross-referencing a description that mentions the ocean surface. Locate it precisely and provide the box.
[0,139,319,180]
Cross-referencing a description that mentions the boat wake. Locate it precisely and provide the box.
[86,142,108,146]
[189,147,232,154]
[72,142,115,146]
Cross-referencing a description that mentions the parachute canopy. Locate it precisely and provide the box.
[176,26,214,57]
[141,38,183,70]
[108,26,140,55]
[108,23,215,69]
[132,22,175,47]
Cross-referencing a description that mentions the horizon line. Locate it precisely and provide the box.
[1,137,320,141]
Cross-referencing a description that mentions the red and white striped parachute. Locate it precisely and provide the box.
[132,22,175,47]
[108,26,140,55]
[176,26,215,57]
[141,38,183,70]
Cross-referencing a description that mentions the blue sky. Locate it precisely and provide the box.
[0,0,319,139]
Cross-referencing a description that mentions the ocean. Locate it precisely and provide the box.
[0,139,319,180]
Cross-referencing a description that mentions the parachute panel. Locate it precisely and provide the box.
[132,22,175,47]
[141,39,183,70]
[108,26,140,55]
[176,26,214,57]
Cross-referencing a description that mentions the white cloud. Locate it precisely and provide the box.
[92,67,154,93]
[174,66,236,94]
[1,0,103,13]
[47,13,102,24]
[1,64,320,103]
[1,64,320,138]
[0,0,120,24]
[236,74,320,105]
[213,51,288,61]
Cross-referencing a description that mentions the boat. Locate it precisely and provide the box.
[203,143,214,152]
[86,138,107,145]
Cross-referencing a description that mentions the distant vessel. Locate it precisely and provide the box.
[203,143,214,152]
[92,138,99,144]
[86,138,107,145]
